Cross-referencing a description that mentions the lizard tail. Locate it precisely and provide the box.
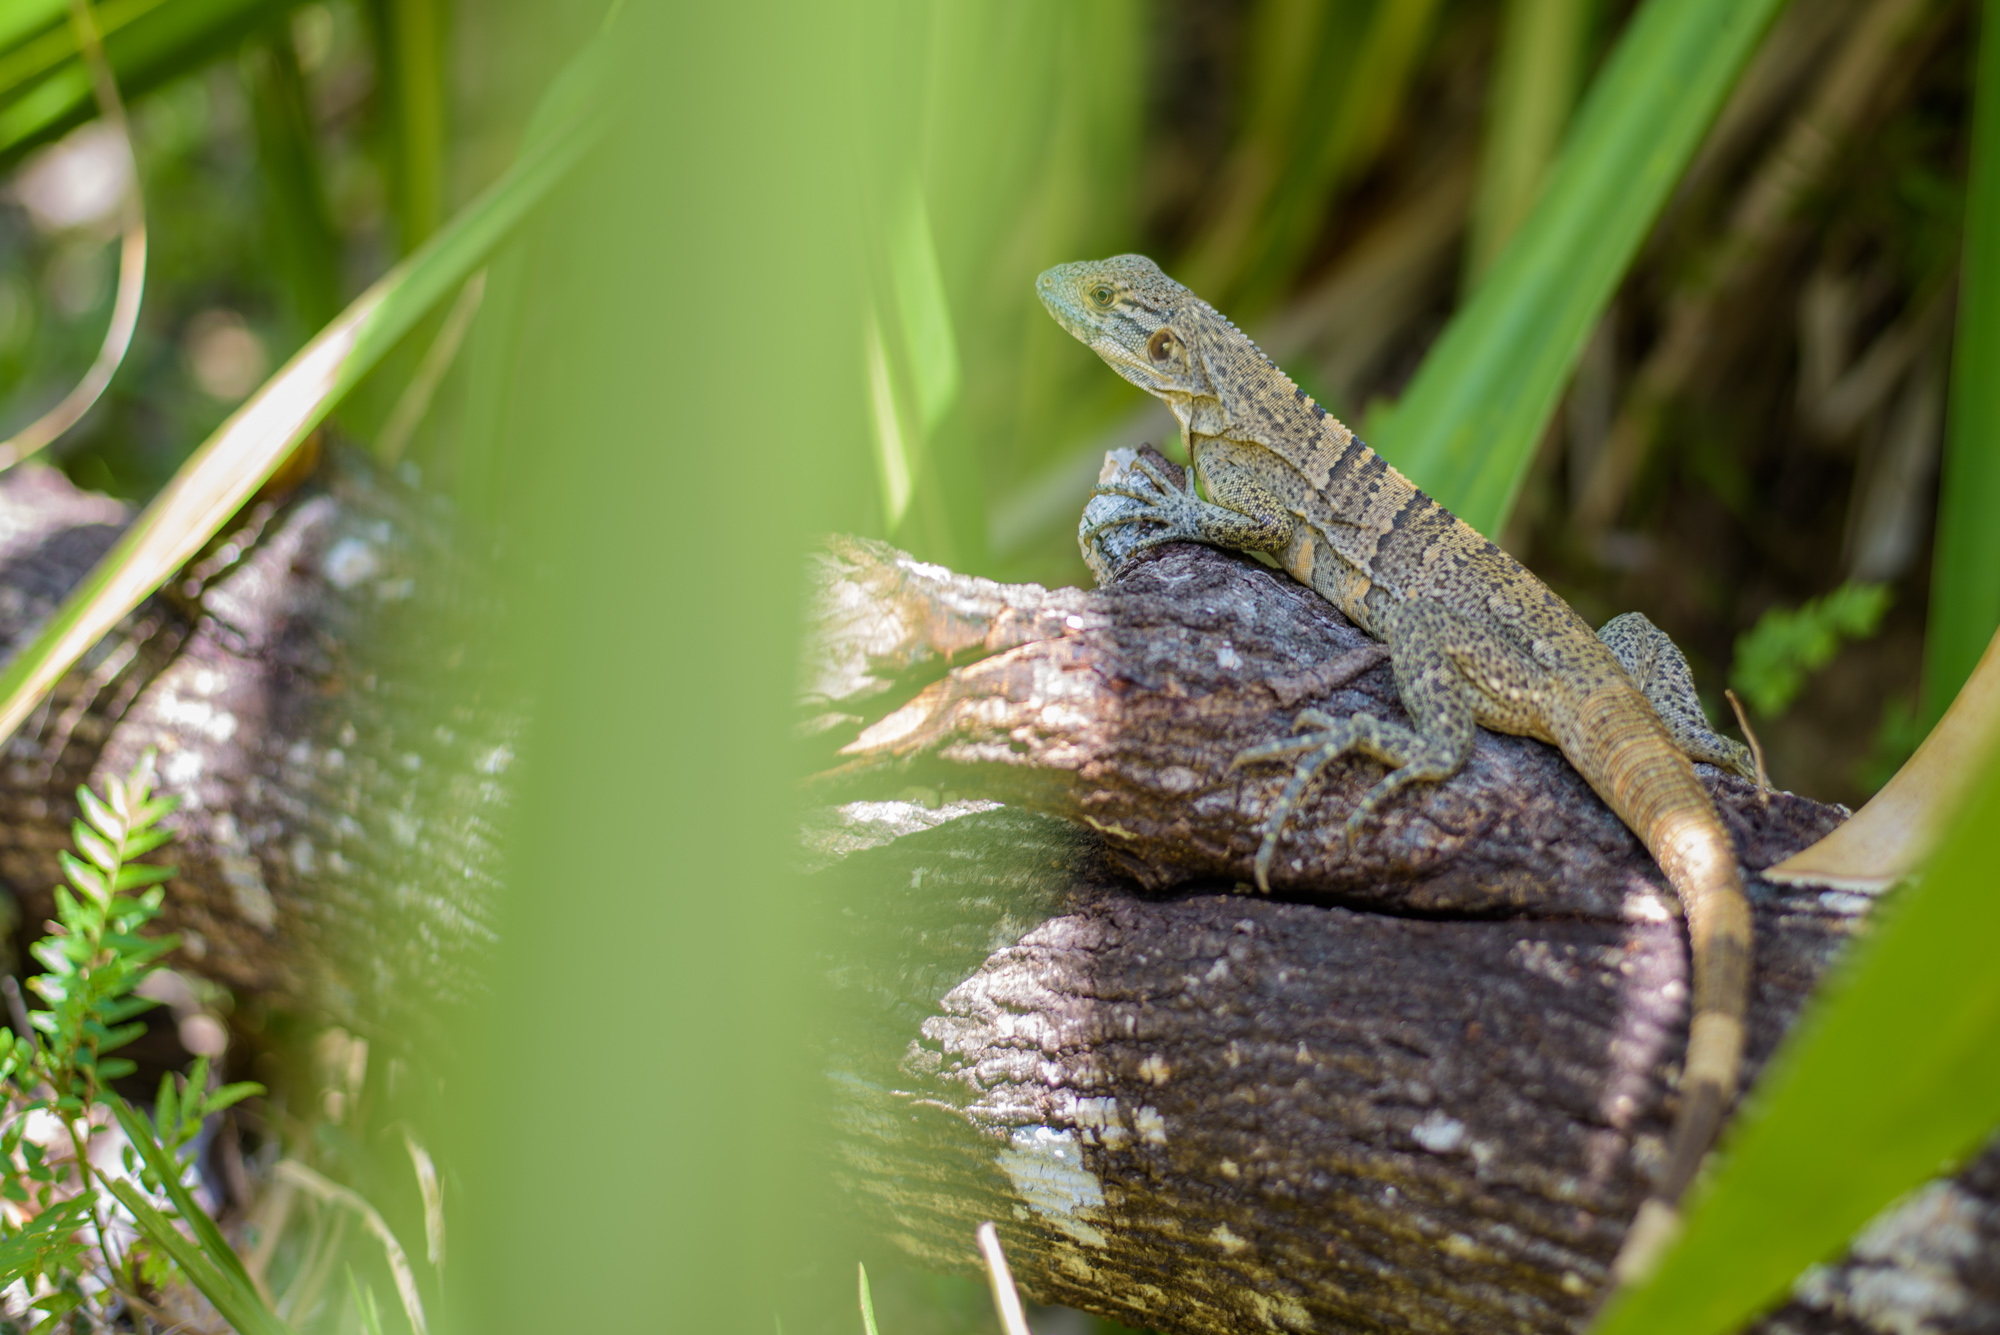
[1554,685,1752,1287]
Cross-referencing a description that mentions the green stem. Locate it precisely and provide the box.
[61,1112,117,1290]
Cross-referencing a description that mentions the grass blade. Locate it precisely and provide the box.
[111,1098,253,1291]
[1921,0,2000,726]
[0,0,293,167]
[1465,0,1591,286]
[106,1178,292,1335]
[245,29,343,339]
[275,1161,427,1335]
[857,1262,879,1335]
[1595,737,2000,1335]
[0,47,608,750]
[1368,0,1786,536]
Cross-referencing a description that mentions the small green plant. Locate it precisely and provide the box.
[1729,581,1892,718]
[0,752,266,1330]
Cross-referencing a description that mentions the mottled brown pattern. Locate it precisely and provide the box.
[1039,254,1762,1264]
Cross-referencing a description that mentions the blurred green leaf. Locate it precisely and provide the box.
[1730,581,1891,717]
[0,40,609,749]
[244,30,342,339]
[0,0,299,167]
[1246,0,1440,309]
[1597,741,2000,1335]
[349,1268,389,1335]
[1922,0,2000,726]
[1371,0,1786,536]
[1466,0,1592,285]
[915,0,1145,569]
[367,0,447,250]
[0,1195,93,1289]
[1182,0,1442,313]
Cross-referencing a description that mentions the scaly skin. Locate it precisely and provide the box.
[1039,254,1759,1284]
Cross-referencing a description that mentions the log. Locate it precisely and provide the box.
[0,455,509,1045]
[3,453,1993,1332]
[799,451,2000,1333]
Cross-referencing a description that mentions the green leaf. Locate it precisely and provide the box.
[95,996,162,1027]
[859,1262,880,1335]
[156,1071,179,1143]
[74,787,120,844]
[119,826,175,860]
[93,1019,144,1051]
[1369,0,1787,536]
[102,774,129,823]
[29,941,71,979]
[69,822,117,874]
[57,852,106,903]
[132,795,180,829]
[348,1267,388,1335]
[0,1194,93,1288]
[0,36,612,756]
[1597,745,2000,1335]
[1922,0,2000,726]
[1466,0,1590,285]
[28,1287,82,1334]
[0,0,300,169]
[112,864,176,892]
[201,1081,264,1118]
[173,1057,209,1142]
[102,936,173,970]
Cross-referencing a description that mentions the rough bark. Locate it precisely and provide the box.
[811,804,2000,1335]
[798,452,2000,1334]
[0,455,509,1045]
[3,454,1994,1334]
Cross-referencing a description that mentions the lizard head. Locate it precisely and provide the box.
[1036,254,1207,399]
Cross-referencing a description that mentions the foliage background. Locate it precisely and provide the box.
[0,0,1994,1332]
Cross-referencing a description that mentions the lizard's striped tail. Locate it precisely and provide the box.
[1553,684,1752,1286]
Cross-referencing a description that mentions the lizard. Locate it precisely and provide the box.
[1037,253,1760,1285]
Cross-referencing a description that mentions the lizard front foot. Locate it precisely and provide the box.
[1080,455,1211,557]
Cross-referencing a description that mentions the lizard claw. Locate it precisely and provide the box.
[1082,463,1207,559]
[1239,720,1361,890]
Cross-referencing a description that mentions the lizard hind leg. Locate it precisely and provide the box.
[1598,612,1758,783]
[1232,599,1484,891]
[1232,710,1438,891]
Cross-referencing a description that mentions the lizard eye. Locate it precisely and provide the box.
[1090,285,1116,307]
